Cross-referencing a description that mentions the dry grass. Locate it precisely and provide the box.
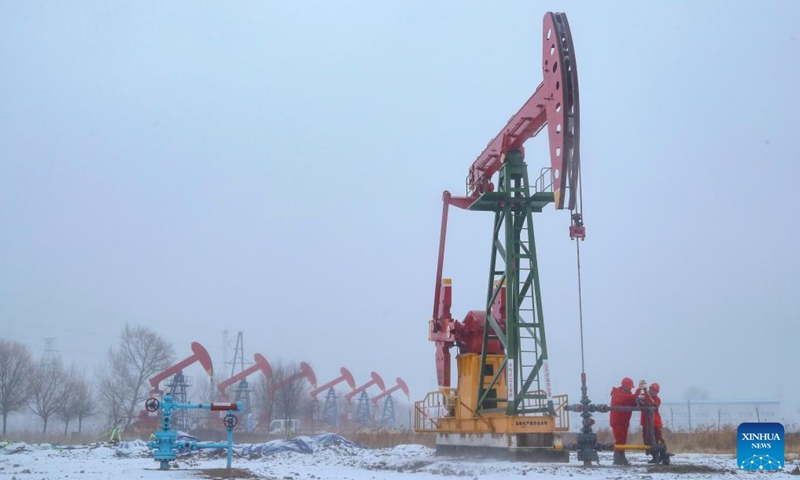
[664,426,737,454]
[590,426,800,456]
[5,426,797,457]
[320,428,800,458]
[1,428,438,450]
[670,427,800,456]
[1,430,100,445]
[348,430,436,449]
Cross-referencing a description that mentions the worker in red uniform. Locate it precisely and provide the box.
[610,377,640,465]
[639,382,666,463]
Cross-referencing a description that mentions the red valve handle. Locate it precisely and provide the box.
[223,414,238,429]
[145,397,160,412]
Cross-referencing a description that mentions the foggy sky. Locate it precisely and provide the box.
[1,1,798,421]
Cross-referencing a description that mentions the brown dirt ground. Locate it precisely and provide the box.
[645,464,736,474]
[194,467,268,479]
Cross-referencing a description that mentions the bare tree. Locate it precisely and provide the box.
[58,366,78,437]
[270,361,312,437]
[683,385,709,401]
[96,365,128,428]
[252,375,275,430]
[192,374,218,404]
[73,376,93,433]
[0,339,33,435]
[683,385,710,431]
[188,374,219,430]
[29,356,69,435]
[96,324,174,428]
[58,368,92,436]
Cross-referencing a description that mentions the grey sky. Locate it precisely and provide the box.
[1,1,798,418]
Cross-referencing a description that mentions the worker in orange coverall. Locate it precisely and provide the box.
[639,382,667,463]
[610,377,640,465]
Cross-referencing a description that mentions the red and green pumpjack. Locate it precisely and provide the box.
[414,11,585,461]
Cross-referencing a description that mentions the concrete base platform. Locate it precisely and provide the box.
[435,432,569,462]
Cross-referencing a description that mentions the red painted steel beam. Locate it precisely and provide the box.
[463,12,580,211]
[345,372,385,402]
[217,353,272,395]
[309,367,356,399]
[149,342,214,393]
[371,378,409,404]
[270,361,317,394]
[209,402,240,411]
[465,88,547,198]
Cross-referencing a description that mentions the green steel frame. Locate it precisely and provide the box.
[468,149,556,417]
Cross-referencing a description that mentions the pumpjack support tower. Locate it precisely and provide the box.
[216,353,272,430]
[414,11,584,461]
[371,378,409,429]
[346,372,385,428]
[309,367,356,428]
[146,342,214,431]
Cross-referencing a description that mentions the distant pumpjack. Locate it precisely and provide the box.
[146,342,214,431]
[371,378,410,429]
[267,362,317,429]
[216,354,273,425]
[345,372,386,428]
[309,367,356,428]
[270,362,317,396]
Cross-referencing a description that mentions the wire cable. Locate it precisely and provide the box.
[576,166,586,373]
[576,239,586,374]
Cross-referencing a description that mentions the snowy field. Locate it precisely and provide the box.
[1,437,798,480]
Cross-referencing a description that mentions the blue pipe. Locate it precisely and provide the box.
[145,394,242,470]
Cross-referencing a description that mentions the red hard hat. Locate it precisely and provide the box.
[649,382,660,394]
[621,377,634,390]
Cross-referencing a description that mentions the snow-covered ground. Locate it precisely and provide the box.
[1,437,797,480]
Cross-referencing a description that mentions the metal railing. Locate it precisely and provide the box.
[414,391,447,432]
[534,167,554,194]
[415,390,570,432]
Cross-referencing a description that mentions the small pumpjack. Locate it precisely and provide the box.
[564,374,670,466]
[144,393,242,470]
